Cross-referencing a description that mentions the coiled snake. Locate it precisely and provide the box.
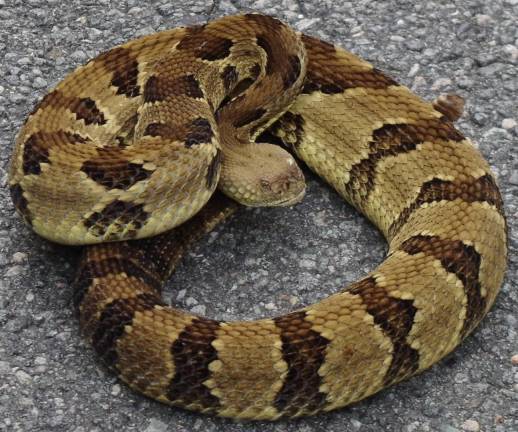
[9,14,507,420]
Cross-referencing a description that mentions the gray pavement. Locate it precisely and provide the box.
[0,0,517,431]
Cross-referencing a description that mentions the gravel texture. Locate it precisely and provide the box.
[1,1,517,431]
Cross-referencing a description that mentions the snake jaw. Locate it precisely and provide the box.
[272,185,306,206]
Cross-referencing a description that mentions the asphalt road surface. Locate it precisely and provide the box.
[0,1,516,431]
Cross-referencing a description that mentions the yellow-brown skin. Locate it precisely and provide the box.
[9,14,306,244]
[9,14,507,420]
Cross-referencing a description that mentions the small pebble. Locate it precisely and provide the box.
[34,356,47,365]
[15,370,33,385]
[128,6,142,15]
[494,415,504,424]
[299,259,316,269]
[12,252,27,263]
[457,77,474,89]
[476,53,497,66]
[431,78,452,90]
[190,304,206,315]
[5,265,23,277]
[472,112,489,126]
[296,18,319,31]
[17,57,32,65]
[350,419,363,430]
[475,14,492,26]
[405,39,425,51]
[501,118,517,129]
[32,76,48,89]
[411,75,427,90]
[390,35,405,42]
[461,419,480,432]
[144,419,168,432]
[71,50,87,61]
[479,62,506,76]
[503,44,518,61]
[87,28,103,40]
[511,354,518,365]
[289,295,299,305]
[134,26,155,37]
[405,421,422,432]
[408,63,420,77]
[193,418,204,431]
[185,296,198,306]
[454,372,469,384]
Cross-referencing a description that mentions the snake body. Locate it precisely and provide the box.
[9,14,507,420]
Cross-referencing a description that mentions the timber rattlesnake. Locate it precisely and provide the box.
[9,14,507,419]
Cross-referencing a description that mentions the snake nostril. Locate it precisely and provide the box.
[260,179,271,191]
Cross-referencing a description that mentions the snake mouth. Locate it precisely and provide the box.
[245,185,306,208]
[273,186,306,206]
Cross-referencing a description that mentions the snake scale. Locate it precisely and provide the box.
[9,14,507,420]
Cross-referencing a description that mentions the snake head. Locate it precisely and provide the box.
[219,143,306,207]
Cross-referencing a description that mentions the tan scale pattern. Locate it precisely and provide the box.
[9,14,507,420]
[116,306,190,402]
[390,200,506,307]
[305,291,392,410]
[373,251,468,370]
[365,139,492,236]
[208,320,286,419]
